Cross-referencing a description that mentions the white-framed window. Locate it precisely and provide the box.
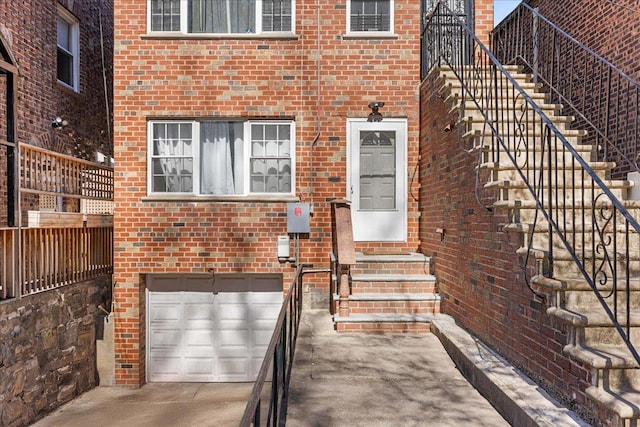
[148,0,295,35]
[149,120,295,196]
[347,0,393,34]
[57,5,80,91]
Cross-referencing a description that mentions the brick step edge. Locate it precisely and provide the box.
[332,293,440,302]
[355,252,430,263]
[351,274,436,282]
[333,313,435,323]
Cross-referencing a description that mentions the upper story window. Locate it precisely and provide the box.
[347,0,393,34]
[148,0,294,35]
[57,6,80,91]
[149,120,294,196]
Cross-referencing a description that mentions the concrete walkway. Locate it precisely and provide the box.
[286,310,589,427]
[31,309,589,427]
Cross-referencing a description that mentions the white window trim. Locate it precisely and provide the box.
[147,119,296,198]
[57,4,80,91]
[146,0,296,36]
[346,0,394,36]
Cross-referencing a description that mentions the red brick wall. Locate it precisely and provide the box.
[419,72,599,425]
[113,0,423,385]
[526,0,639,81]
[493,0,639,178]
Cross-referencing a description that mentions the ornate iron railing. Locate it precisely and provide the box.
[240,264,329,427]
[492,2,640,178]
[421,1,640,362]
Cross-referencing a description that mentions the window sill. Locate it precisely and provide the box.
[142,194,300,203]
[342,33,398,40]
[142,33,299,41]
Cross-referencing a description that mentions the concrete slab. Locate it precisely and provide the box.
[30,382,252,427]
[286,310,511,427]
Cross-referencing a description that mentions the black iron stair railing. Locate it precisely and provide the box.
[492,2,640,178]
[421,1,640,363]
[240,264,330,427]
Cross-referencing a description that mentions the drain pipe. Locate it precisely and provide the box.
[309,0,322,215]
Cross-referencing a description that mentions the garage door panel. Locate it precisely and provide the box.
[149,302,181,323]
[184,358,216,376]
[149,328,182,348]
[147,274,282,382]
[217,358,251,381]
[149,356,181,380]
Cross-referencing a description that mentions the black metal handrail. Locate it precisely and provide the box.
[421,1,640,362]
[240,264,329,427]
[492,2,640,178]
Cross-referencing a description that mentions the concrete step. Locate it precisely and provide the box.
[352,252,433,275]
[333,313,434,333]
[332,293,441,316]
[586,386,640,422]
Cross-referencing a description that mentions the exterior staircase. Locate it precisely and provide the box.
[435,65,640,426]
[331,252,440,333]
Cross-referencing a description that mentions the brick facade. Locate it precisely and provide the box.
[112,0,494,387]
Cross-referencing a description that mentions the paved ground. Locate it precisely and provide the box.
[32,309,590,427]
[30,383,252,427]
[286,310,511,427]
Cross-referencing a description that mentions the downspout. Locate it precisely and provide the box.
[309,0,321,215]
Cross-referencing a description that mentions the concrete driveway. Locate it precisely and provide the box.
[30,382,253,427]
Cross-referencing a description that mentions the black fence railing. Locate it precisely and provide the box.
[240,264,329,427]
[421,1,640,363]
[492,2,640,179]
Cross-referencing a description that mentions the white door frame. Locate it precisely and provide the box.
[346,118,407,242]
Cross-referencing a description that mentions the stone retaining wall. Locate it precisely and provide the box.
[0,276,110,427]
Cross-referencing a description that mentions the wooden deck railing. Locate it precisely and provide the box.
[0,225,113,299]
[21,144,113,200]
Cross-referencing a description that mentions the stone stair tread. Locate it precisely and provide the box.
[486,179,631,190]
[516,246,640,262]
[333,313,435,323]
[334,293,441,301]
[531,275,640,292]
[586,385,640,420]
[493,197,639,210]
[504,221,638,234]
[351,273,436,282]
[481,159,611,172]
[564,343,640,369]
[547,306,640,327]
[355,252,429,263]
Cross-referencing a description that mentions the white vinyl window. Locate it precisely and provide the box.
[57,6,80,91]
[347,0,393,34]
[149,120,294,196]
[148,0,294,35]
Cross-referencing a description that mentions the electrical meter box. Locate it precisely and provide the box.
[287,203,311,233]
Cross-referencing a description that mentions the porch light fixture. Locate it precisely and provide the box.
[367,102,385,122]
[51,117,68,128]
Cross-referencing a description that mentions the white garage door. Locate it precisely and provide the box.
[147,274,282,382]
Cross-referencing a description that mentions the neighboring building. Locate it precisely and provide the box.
[0,1,113,426]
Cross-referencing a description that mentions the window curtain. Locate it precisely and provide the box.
[154,125,182,192]
[190,0,256,33]
[201,122,243,195]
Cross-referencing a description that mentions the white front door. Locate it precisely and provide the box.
[347,118,407,241]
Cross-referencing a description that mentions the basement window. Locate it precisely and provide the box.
[148,0,295,35]
[148,120,295,197]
